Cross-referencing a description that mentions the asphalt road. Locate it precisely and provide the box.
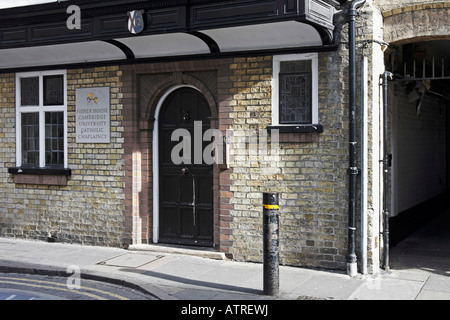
[0,273,157,300]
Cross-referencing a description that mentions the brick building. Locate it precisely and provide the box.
[0,0,448,276]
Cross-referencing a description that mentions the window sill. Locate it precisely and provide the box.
[267,124,323,143]
[267,124,323,133]
[8,167,71,186]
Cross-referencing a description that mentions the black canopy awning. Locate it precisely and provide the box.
[0,0,340,71]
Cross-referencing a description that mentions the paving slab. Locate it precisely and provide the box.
[279,267,322,293]
[99,253,162,268]
[291,273,363,300]
[348,276,424,300]
[422,274,450,293]
[416,289,450,300]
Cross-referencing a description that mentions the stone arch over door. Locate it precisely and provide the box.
[383,4,450,45]
[140,72,218,123]
[120,64,222,247]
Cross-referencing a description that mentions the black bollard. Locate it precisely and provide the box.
[263,192,279,296]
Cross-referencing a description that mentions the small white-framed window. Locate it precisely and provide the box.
[272,53,319,126]
[15,70,67,169]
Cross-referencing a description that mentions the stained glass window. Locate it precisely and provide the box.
[279,60,312,124]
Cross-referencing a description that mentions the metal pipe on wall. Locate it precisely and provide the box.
[347,0,366,277]
[381,70,394,270]
[361,56,369,275]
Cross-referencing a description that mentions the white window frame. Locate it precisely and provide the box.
[15,70,68,168]
[272,53,319,126]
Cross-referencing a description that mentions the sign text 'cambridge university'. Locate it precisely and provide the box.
[76,87,110,143]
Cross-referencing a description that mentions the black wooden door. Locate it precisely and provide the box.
[159,88,213,247]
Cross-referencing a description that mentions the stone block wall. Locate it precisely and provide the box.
[374,0,449,14]
[375,0,450,44]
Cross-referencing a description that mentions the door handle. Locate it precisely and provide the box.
[181,167,190,176]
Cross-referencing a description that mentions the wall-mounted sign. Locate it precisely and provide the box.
[76,87,110,143]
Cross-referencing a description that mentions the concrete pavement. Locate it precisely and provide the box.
[0,237,449,300]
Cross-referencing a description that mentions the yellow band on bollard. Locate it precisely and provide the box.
[263,204,279,210]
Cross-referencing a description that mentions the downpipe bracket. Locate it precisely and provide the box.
[348,167,361,175]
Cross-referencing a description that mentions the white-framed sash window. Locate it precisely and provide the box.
[15,70,68,168]
[272,53,319,126]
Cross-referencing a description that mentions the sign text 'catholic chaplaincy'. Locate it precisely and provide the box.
[76,87,110,144]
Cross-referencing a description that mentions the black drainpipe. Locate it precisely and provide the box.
[347,0,366,277]
[381,71,394,270]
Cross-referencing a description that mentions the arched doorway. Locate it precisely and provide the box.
[153,86,214,247]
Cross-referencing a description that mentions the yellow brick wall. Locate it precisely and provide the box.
[225,53,349,269]
[0,67,125,247]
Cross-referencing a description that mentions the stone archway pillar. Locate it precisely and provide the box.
[382,3,450,45]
